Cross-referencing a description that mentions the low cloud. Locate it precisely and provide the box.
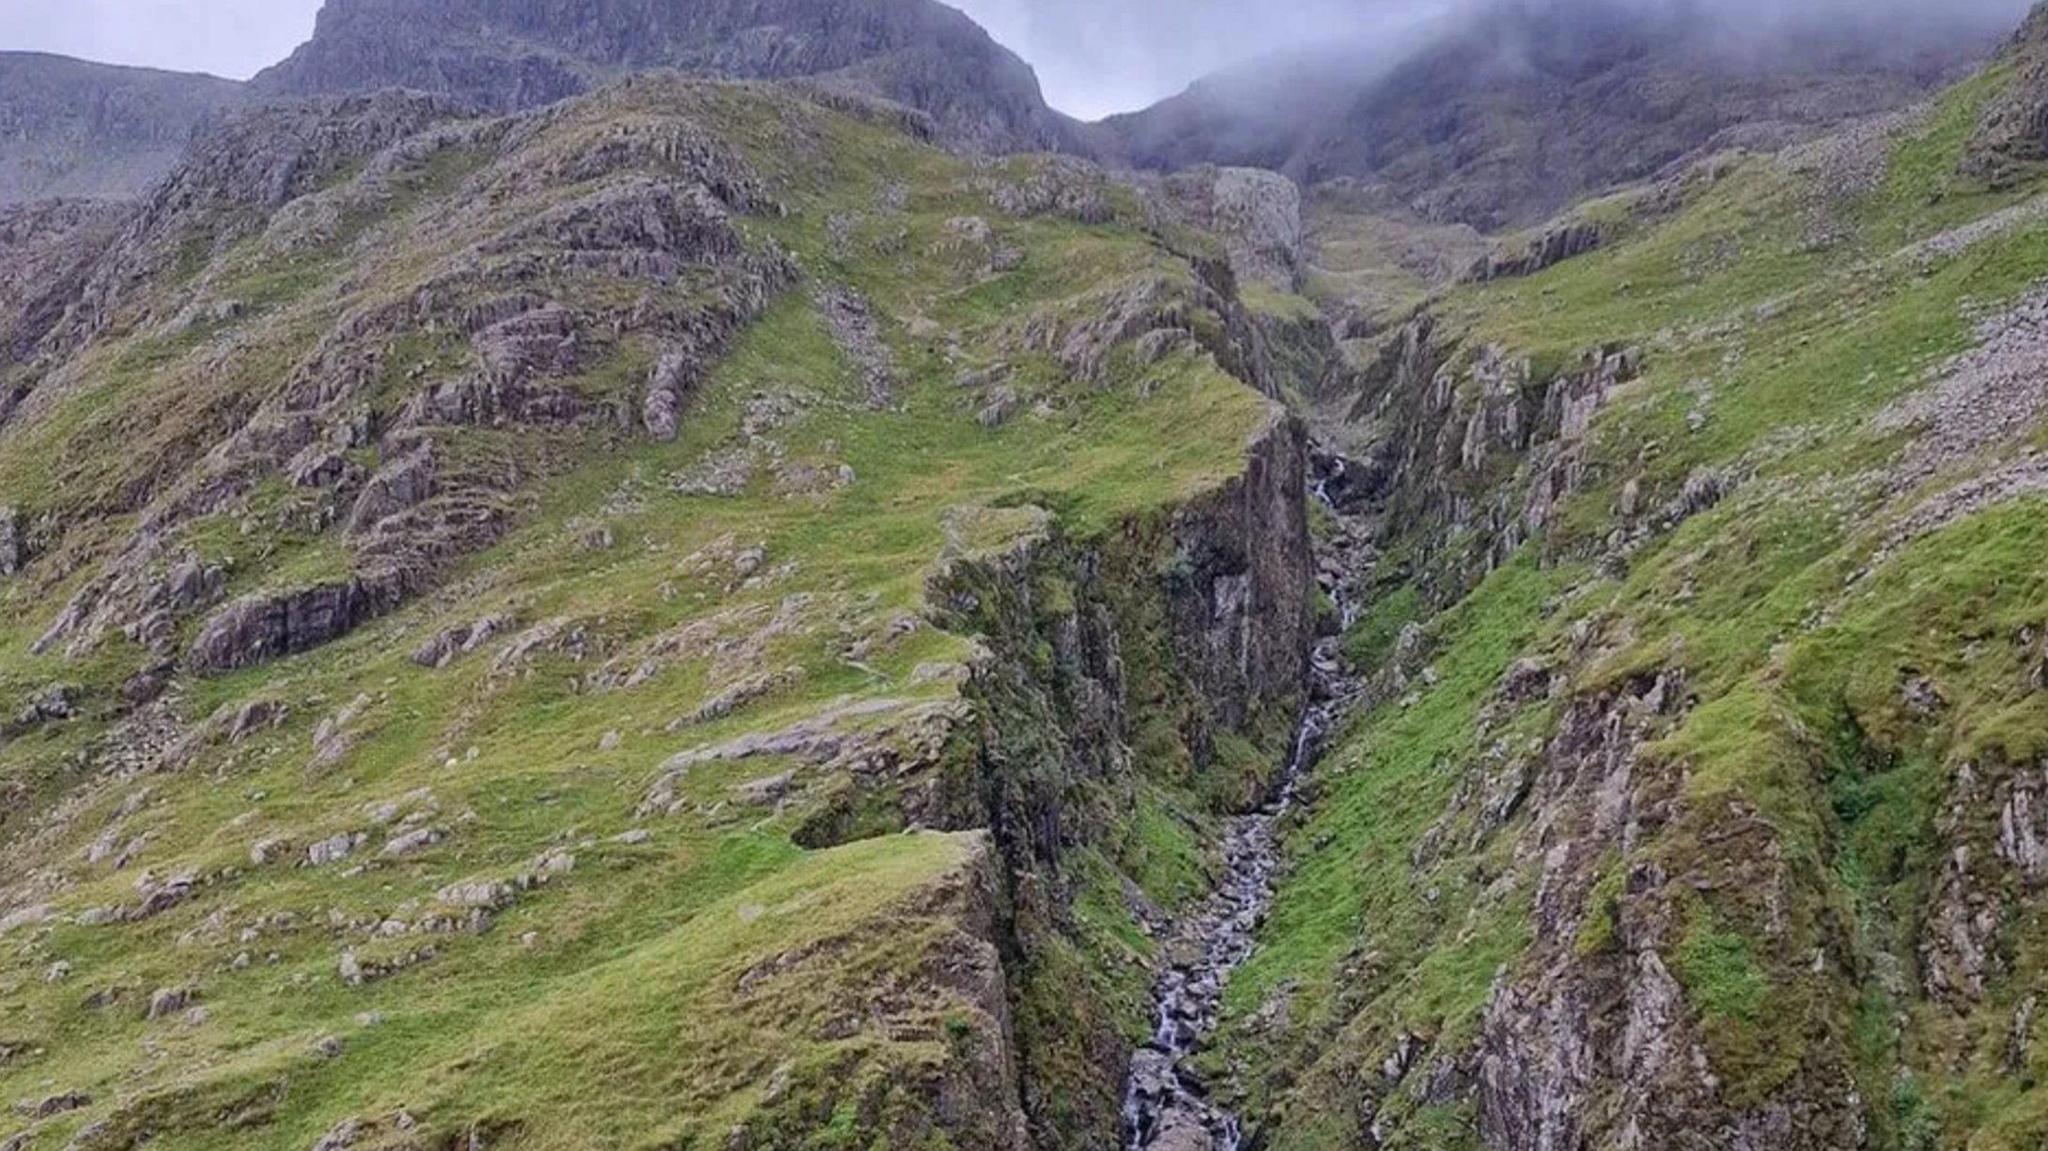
[958,0,2035,119]
[0,0,2034,116]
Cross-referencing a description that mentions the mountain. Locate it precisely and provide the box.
[0,71,1304,1151]
[0,53,243,204]
[1106,0,2013,230]
[19,2,2048,1150]
[251,0,1087,153]
[1216,5,2048,1146]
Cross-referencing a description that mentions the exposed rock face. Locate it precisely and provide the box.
[1018,254,1278,399]
[1162,167,1305,292]
[1106,0,2002,229]
[0,507,22,576]
[924,413,1314,1147]
[0,199,126,384]
[187,578,402,674]
[1338,307,1647,597]
[753,836,1036,1150]
[1466,218,1609,282]
[1474,673,1864,1151]
[0,53,243,205]
[1963,3,2048,184]
[16,80,796,675]
[252,0,1086,154]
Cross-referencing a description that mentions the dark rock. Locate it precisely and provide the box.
[14,1090,90,1119]
[187,577,402,674]
[1963,6,2048,185]
[252,0,1089,155]
[1468,219,1609,282]
[13,682,80,729]
[1103,0,2001,230]
[145,986,194,1020]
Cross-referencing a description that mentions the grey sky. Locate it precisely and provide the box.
[0,0,1383,116]
[0,0,2036,119]
[955,0,1450,117]
[0,0,321,82]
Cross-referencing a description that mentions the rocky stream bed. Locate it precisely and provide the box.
[1122,457,1367,1151]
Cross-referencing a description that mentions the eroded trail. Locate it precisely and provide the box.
[1123,454,1367,1151]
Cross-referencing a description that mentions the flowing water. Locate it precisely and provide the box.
[1121,460,1362,1151]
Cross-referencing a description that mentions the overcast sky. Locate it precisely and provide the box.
[0,0,2035,119]
[0,0,321,83]
[0,0,1376,117]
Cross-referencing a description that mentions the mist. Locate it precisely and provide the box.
[965,0,2038,119]
[0,0,2036,116]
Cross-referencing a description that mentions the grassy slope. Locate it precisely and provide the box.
[1231,56,2048,1149]
[0,85,1275,1149]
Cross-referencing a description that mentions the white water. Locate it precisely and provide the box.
[1121,464,1360,1150]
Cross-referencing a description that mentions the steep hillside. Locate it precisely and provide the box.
[1106,0,2010,230]
[0,76,1310,1150]
[28,2,2048,1150]
[1212,9,2048,1148]
[251,0,1087,154]
[0,53,243,204]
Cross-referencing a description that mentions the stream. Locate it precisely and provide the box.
[1120,455,1365,1151]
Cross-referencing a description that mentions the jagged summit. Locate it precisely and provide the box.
[250,0,1086,154]
[0,0,1094,206]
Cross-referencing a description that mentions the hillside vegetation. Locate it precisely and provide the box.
[1220,15,2048,1149]
[0,78,1306,1151]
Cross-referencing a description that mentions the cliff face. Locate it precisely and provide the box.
[252,0,1086,154]
[1964,2,2048,183]
[921,413,1313,1147]
[0,53,244,204]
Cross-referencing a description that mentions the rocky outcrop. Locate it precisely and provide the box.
[24,80,798,674]
[1466,218,1610,282]
[0,199,126,384]
[0,507,22,576]
[724,836,1035,1150]
[1339,306,1651,602]
[1020,257,1277,398]
[186,577,404,674]
[1162,167,1305,293]
[252,0,1086,155]
[49,90,471,358]
[1962,4,2048,185]
[1471,671,1863,1151]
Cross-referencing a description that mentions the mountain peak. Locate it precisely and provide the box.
[251,0,1082,153]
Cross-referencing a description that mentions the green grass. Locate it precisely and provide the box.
[1221,555,1564,1146]
[0,79,1287,1151]
[1242,43,2048,1147]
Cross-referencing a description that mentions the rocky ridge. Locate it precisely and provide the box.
[252,0,1089,155]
